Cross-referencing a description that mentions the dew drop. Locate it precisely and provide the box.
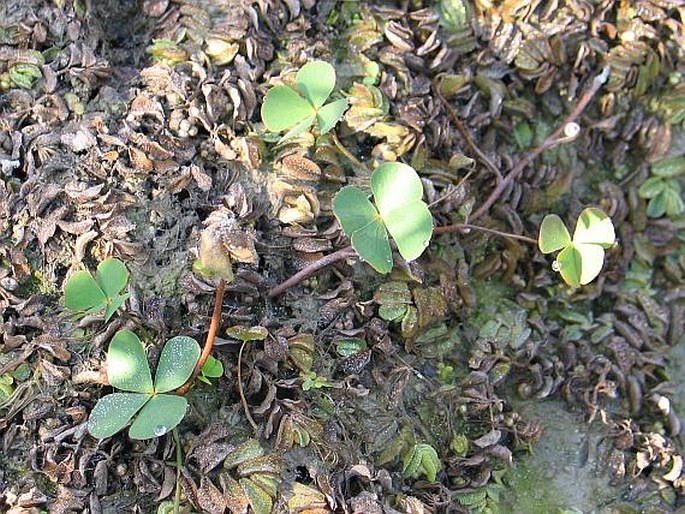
[551,260,561,272]
[564,122,580,139]
[154,425,168,436]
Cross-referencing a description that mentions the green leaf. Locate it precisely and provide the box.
[556,244,583,287]
[538,214,571,254]
[572,208,615,248]
[261,86,314,132]
[335,338,367,358]
[371,162,433,262]
[646,192,667,218]
[333,186,379,235]
[651,155,685,178]
[104,293,130,322]
[296,61,336,109]
[575,243,606,285]
[224,439,265,469]
[95,258,128,297]
[316,98,348,134]
[64,270,106,311]
[278,114,316,142]
[639,176,665,199]
[128,394,188,439]
[107,330,153,393]
[201,355,224,379]
[664,186,685,216]
[88,392,149,439]
[154,336,201,393]
[351,217,392,273]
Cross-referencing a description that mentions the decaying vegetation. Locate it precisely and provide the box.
[1,0,684,512]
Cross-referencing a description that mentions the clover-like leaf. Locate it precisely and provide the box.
[296,60,336,109]
[333,163,433,274]
[64,270,106,311]
[540,208,615,287]
[107,330,153,393]
[88,392,149,439]
[154,336,200,393]
[128,394,188,439]
[201,355,224,379]
[538,214,571,254]
[372,162,433,261]
[261,86,314,132]
[572,208,615,247]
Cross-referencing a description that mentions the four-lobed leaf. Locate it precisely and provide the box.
[538,208,615,287]
[88,330,201,440]
[64,258,129,321]
[333,162,433,274]
[260,60,348,140]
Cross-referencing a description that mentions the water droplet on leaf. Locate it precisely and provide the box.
[154,425,168,436]
[552,260,561,272]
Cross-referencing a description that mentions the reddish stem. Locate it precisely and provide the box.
[176,278,225,396]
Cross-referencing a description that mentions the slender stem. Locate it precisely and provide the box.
[331,132,367,170]
[172,427,182,514]
[268,246,356,297]
[433,74,503,183]
[470,67,610,222]
[238,341,258,431]
[175,278,225,396]
[434,222,538,245]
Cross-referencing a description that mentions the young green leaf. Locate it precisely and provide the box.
[88,392,149,439]
[64,271,107,311]
[154,336,201,393]
[201,355,224,379]
[261,86,314,132]
[538,214,571,254]
[95,258,129,297]
[107,330,153,393]
[128,394,188,439]
[572,208,615,247]
[316,98,348,134]
[296,60,336,109]
[371,162,433,262]
[333,163,432,274]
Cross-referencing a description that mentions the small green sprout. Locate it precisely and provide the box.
[538,208,615,287]
[88,330,200,440]
[301,371,332,391]
[638,155,685,218]
[198,355,224,385]
[260,60,348,141]
[402,443,442,482]
[333,162,433,274]
[64,258,129,321]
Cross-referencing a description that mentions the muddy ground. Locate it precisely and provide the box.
[1,0,684,513]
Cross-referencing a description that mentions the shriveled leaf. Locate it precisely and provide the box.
[107,330,153,393]
[220,474,249,514]
[223,439,264,470]
[371,162,433,262]
[240,477,273,514]
[128,394,188,439]
[316,98,348,134]
[88,393,149,439]
[154,336,200,393]
[296,61,336,109]
[556,244,583,287]
[538,214,571,254]
[572,208,615,248]
[261,86,314,132]
[64,271,106,311]
[225,325,268,342]
[95,258,128,297]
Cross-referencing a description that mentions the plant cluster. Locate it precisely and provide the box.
[638,155,685,218]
